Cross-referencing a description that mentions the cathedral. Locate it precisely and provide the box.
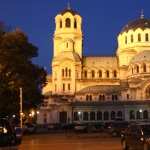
[37,6,150,125]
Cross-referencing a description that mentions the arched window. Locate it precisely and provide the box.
[134,65,139,73]
[136,65,139,73]
[145,85,150,98]
[99,95,105,101]
[74,19,77,28]
[66,42,68,48]
[84,70,87,78]
[91,70,95,78]
[102,95,105,101]
[145,33,149,41]
[136,111,141,120]
[112,95,114,101]
[59,111,67,123]
[97,111,102,120]
[98,70,102,78]
[117,111,123,119]
[132,67,134,74]
[106,70,109,78]
[99,95,102,101]
[143,63,146,72]
[113,70,117,78]
[83,112,88,121]
[143,110,148,119]
[112,95,118,101]
[86,95,89,101]
[74,112,79,121]
[55,84,57,92]
[68,84,70,91]
[90,95,92,101]
[60,20,62,28]
[62,69,64,77]
[129,110,135,120]
[104,111,109,120]
[65,67,68,76]
[125,36,127,44]
[138,33,141,42]
[90,112,95,121]
[68,69,71,77]
[43,113,47,124]
[63,83,65,91]
[131,34,134,43]
[65,18,71,28]
[111,111,116,120]
[99,95,101,101]
[86,95,92,101]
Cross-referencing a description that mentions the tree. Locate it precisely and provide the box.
[0,29,46,117]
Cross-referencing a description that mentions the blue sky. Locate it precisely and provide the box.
[0,0,150,73]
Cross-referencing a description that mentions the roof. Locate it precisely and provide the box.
[59,8,79,16]
[130,50,150,64]
[82,56,118,69]
[121,18,150,33]
[71,100,150,106]
[53,51,81,62]
[76,85,122,94]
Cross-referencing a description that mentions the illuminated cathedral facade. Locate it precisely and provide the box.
[37,7,150,125]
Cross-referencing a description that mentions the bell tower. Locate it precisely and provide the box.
[51,6,83,95]
[53,6,83,58]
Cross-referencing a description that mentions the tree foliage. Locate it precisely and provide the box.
[0,29,46,116]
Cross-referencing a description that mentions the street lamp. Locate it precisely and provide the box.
[78,111,81,121]
[36,111,40,114]
[139,109,143,120]
[31,110,35,117]
[19,87,23,128]
[12,115,16,118]
[28,110,39,123]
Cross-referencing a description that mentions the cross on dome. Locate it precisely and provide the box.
[67,1,71,10]
[140,9,144,19]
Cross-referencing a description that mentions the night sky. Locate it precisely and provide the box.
[0,0,150,73]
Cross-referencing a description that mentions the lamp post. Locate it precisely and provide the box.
[78,111,81,121]
[139,109,143,120]
[19,87,23,128]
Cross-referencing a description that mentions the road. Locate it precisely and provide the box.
[0,133,122,150]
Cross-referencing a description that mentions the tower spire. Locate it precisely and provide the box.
[140,9,144,19]
[67,1,71,10]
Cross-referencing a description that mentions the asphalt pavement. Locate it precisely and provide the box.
[0,133,122,150]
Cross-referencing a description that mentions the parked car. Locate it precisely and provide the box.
[107,121,129,137]
[47,123,62,130]
[0,118,17,146]
[95,123,105,132]
[14,126,23,144]
[87,123,104,133]
[121,122,150,150]
[74,123,88,133]
[23,123,37,134]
